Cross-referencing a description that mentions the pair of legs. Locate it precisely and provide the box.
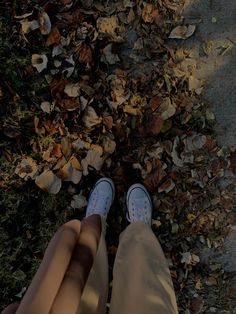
[3,178,178,314]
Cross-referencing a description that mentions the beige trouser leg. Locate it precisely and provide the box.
[77,219,108,314]
[109,222,178,314]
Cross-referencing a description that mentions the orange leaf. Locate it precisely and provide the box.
[59,98,80,111]
[144,160,166,192]
[150,95,162,111]
[46,26,61,46]
[52,143,62,158]
[147,115,164,136]
[51,78,67,99]
[74,42,93,64]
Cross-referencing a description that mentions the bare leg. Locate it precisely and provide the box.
[16,215,101,314]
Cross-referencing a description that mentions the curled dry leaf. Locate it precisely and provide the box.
[97,16,123,42]
[38,12,51,35]
[147,115,164,136]
[102,44,120,65]
[57,156,82,184]
[103,115,113,129]
[15,157,38,180]
[59,98,80,111]
[157,98,176,120]
[83,106,102,127]
[144,160,166,192]
[35,170,62,194]
[169,25,196,39]
[141,3,159,23]
[158,179,175,193]
[81,145,104,175]
[71,193,87,209]
[46,26,61,46]
[56,9,84,27]
[40,101,54,113]
[74,42,93,65]
[64,83,80,97]
[31,54,48,73]
[188,75,203,95]
[20,20,39,34]
[102,136,116,154]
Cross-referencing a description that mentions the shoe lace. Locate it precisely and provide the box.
[127,198,149,224]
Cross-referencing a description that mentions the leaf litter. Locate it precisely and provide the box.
[1,0,236,311]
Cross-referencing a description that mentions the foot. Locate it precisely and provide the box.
[86,178,115,219]
[126,183,152,226]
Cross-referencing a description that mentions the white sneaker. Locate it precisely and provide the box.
[86,178,115,219]
[126,183,152,226]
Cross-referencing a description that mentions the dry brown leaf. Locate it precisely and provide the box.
[150,95,162,111]
[141,3,159,23]
[61,136,72,160]
[38,12,51,35]
[64,83,80,97]
[51,78,67,99]
[52,143,62,158]
[144,160,166,192]
[20,20,39,34]
[15,157,38,180]
[81,145,104,175]
[57,156,82,184]
[31,54,48,73]
[59,98,80,111]
[74,42,93,65]
[83,106,102,127]
[169,25,196,39]
[97,16,123,42]
[190,296,204,314]
[56,9,84,27]
[103,116,113,129]
[35,170,61,194]
[102,136,116,154]
[46,26,61,46]
[147,115,164,136]
[102,44,120,65]
[188,76,203,95]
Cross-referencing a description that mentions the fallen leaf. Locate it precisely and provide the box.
[35,170,61,194]
[57,156,82,184]
[157,98,176,120]
[81,145,104,175]
[64,83,80,97]
[103,115,113,129]
[144,160,166,192]
[71,193,87,209]
[97,16,123,42]
[147,115,164,136]
[38,12,51,35]
[83,106,102,127]
[141,3,159,23]
[169,25,196,39]
[158,179,175,193]
[190,296,204,314]
[59,98,80,111]
[181,252,200,265]
[61,136,72,159]
[56,9,84,27]
[102,136,116,154]
[46,26,61,46]
[188,76,203,95]
[20,20,39,34]
[102,44,120,65]
[74,42,93,65]
[15,157,38,180]
[40,101,54,113]
[52,143,62,158]
[31,54,48,73]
